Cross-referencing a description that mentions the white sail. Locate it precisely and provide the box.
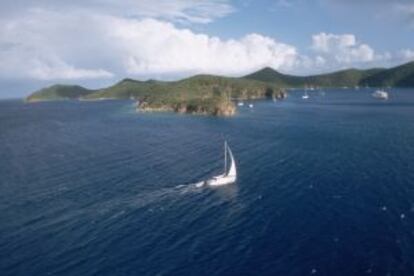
[206,141,237,186]
[227,145,236,177]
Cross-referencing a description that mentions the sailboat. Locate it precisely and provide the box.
[302,90,309,100]
[206,141,237,186]
[372,89,389,100]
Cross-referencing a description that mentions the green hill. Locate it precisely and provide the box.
[26,84,94,102]
[244,67,386,88]
[360,61,414,87]
[304,68,385,87]
[244,62,414,88]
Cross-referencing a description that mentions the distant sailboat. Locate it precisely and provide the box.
[372,90,389,100]
[302,90,309,100]
[248,103,254,108]
[206,141,237,186]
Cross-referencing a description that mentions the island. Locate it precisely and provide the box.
[26,75,286,116]
[26,61,414,116]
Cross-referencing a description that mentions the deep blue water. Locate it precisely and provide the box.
[1,89,414,276]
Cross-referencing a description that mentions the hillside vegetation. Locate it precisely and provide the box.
[244,61,414,88]
[27,75,285,116]
[26,85,93,102]
[360,62,414,87]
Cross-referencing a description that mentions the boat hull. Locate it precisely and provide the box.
[372,91,389,100]
[207,175,236,186]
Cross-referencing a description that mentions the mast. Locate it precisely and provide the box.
[224,141,227,174]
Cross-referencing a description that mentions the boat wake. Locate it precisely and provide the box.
[125,182,206,209]
[66,181,209,223]
[78,141,238,219]
[194,181,206,188]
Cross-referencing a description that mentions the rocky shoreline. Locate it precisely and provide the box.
[137,99,237,116]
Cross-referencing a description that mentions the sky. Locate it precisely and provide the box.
[0,0,413,98]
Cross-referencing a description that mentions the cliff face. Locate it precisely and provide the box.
[213,101,236,116]
[137,97,236,116]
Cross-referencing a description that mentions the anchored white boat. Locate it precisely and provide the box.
[206,141,237,186]
[237,102,244,106]
[372,90,389,100]
[302,91,309,100]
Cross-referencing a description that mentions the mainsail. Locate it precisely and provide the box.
[226,144,236,178]
[205,141,237,186]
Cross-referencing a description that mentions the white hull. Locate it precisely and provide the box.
[207,175,236,186]
[372,90,388,100]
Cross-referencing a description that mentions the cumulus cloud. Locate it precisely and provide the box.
[28,59,113,81]
[0,9,301,80]
[312,33,375,64]
[397,49,414,61]
[0,9,114,80]
[110,18,299,75]
[308,32,414,71]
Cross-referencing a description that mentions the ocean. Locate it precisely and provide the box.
[1,89,414,276]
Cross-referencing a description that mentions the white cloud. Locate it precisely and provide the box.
[311,33,375,64]
[397,49,414,61]
[109,18,299,75]
[308,32,414,71]
[28,58,114,81]
[0,9,301,80]
[0,9,113,80]
[306,32,396,73]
